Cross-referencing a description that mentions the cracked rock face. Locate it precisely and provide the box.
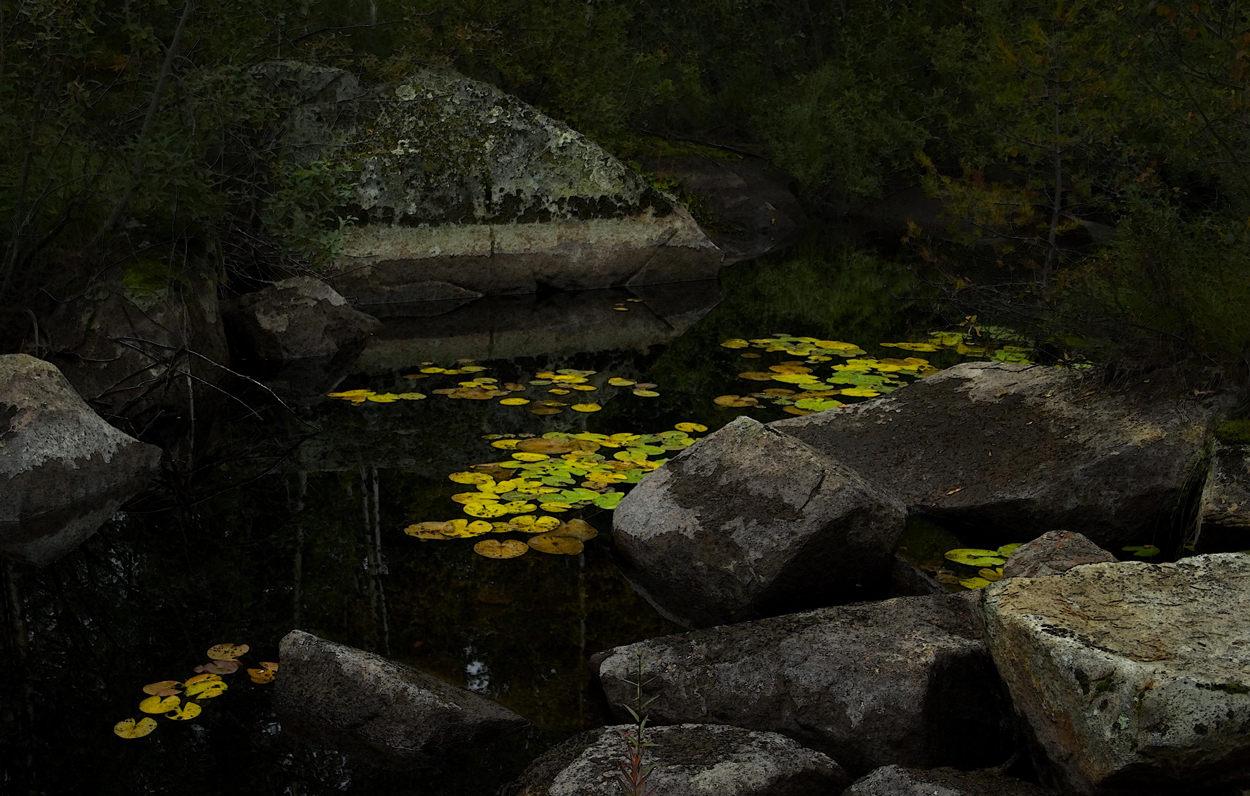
[273,630,528,767]
[500,723,847,796]
[611,415,907,628]
[772,362,1219,550]
[225,276,381,362]
[982,554,1250,794]
[843,764,1051,796]
[0,355,161,564]
[593,593,1012,777]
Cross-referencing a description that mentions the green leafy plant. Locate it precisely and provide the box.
[616,650,659,796]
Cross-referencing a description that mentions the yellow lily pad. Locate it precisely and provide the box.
[449,471,495,485]
[499,397,530,406]
[405,521,453,540]
[783,406,812,416]
[632,390,660,398]
[531,407,562,416]
[512,452,550,462]
[248,668,276,684]
[551,519,598,541]
[366,393,401,403]
[528,534,585,555]
[474,539,529,559]
[738,371,777,381]
[608,377,636,386]
[714,395,759,407]
[207,643,249,661]
[114,717,158,739]
[499,501,537,514]
[675,423,707,433]
[142,680,182,697]
[839,387,881,398]
[720,339,749,348]
[139,695,180,714]
[571,403,602,412]
[327,389,372,399]
[465,502,509,518]
[396,392,426,400]
[184,679,228,699]
[165,702,202,721]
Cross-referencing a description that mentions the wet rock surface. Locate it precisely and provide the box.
[772,362,1217,550]
[274,630,528,767]
[1003,531,1117,579]
[0,355,162,564]
[842,764,1052,796]
[500,723,847,796]
[982,554,1250,794]
[612,415,907,627]
[594,593,1012,777]
[225,276,380,362]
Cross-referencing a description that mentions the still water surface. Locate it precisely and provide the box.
[2,236,965,795]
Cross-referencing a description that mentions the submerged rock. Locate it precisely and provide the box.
[274,630,528,767]
[1002,531,1117,579]
[843,764,1051,796]
[982,554,1250,794]
[773,362,1218,550]
[225,276,380,363]
[0,355,161,564]
[612,415,907,627]
[500,723,847,796]
[594,593,1012,777]
[267,64,724,302]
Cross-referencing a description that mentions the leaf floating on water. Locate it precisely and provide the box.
[206,643,248,661]
[512,452,550,462]
[405,521,453,540]
[881,342,941,352]
[571,403,602,413]
[531,407,563,416]
[142,681,182,697]
[675,423,707,433]
[714,395,759,408]
[959,577,993,590]
[739,371,777,381]
[114,717,158,739]
[997,543,1023,557]
[449,471,494,485]
[139,695,180,714]
[593,492,625,510]
[491,439,520,450]
[794,397,844,412]
[528,534,585,555]
[165,702,202,721]
[402,373,429,380]
[194,660,239,675]
[473,539,529,559]
[978,567,1005,582]
[366,393,401,403]
[720,339,749,349]
[839,387,880,398]
[782,406,812,416]
[465,502,509,519]
[260,661,278,672]
[944,549,1007,567]
[608,377,636,387]
[551,519,598,541]
[184,679,228,699]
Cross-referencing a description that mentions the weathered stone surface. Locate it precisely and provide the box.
[274,630,528,767]
[39,261,230,467]
[0,355,161,564]
[225,276,380,362]
[612,415,907,627]
[635,154,809,263]
[773,362,1218,550]
[594,593,1012,777]
[1003,531,1117,579]
[843,764,1052,796]
[263,64,723,301]
[1199,442,1250,551]
[982,554,1250,794]
[501,723,847,796]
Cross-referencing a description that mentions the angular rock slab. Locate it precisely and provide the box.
[0,355,161,564]
[1003,531,1117,579]
[773,362,1218,550]
[983,554,1250,794]
[225,276,380,362]
[274,630,528,767]
[502,723,847,796]
[843,764,1052,796]
[612,415,907,628]
[595,593,1011,777]
[1199,441,1250,551]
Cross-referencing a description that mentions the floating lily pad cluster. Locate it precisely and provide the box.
[403,425,708,559]
[327,362,661,414]
[938,544,1022,590]
[113,643,277,739]
[716,335,938,415]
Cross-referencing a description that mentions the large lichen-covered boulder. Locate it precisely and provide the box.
[274,65,722,302]
[1002,531,1117,580]
[501,724,848,796]
[982,554,1250,794]
[273,630,528,767]
[612,416,907,628]
[0,355,162,564]
[842,765,1052,796]
[772,362,1219,551]
[594,593,1012,777]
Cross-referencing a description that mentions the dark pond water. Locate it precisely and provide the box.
[1,234,988,795]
